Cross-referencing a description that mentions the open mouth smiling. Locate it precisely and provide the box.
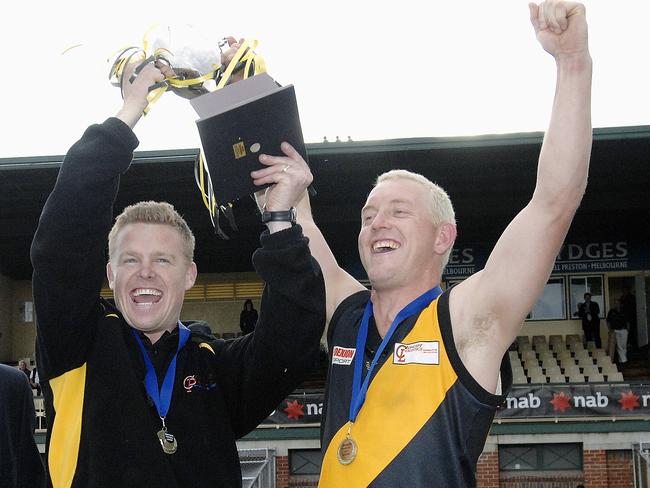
[372,240,401,253]
[130,288,163,305]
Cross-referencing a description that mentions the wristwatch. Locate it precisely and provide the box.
[261,207,297,225]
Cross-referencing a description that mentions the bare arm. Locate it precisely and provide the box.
[451,1,592,387]
[295,191,367,324]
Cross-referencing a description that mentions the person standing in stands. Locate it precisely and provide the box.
[31,42,325,487]
[17,361,31,381]
[239,299,259,335]
[606,298,629,366]
[252,1,592,485]
[577,292,601,348]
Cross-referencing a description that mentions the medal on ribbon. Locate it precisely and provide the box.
[132,323,190,455]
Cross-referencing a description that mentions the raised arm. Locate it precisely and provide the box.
[451,1,592,385]
[31,63,163,379]
[252,144,366,326]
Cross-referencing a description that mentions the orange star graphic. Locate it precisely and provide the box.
[550,392,572,413]
[283,400,305,420]
[618,390,640,412]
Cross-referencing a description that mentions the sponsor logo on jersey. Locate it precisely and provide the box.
[393,341,439,365]
[332,346,356,366]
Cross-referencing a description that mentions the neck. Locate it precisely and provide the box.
[142,323,178,345]
[370,283,439,338]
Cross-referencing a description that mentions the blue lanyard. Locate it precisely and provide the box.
[349,286,443,423]
[132,323,190,419]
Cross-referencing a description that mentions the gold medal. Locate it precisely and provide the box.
[157,428,178,455]
[337,436,357,465]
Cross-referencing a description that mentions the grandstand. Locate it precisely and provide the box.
[2,126,649,487]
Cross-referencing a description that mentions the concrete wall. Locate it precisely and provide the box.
[11,280,36,362]
[0,273,14,362]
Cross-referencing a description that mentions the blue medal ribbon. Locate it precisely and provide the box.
[132,322,190,420]
[349,286,443,423]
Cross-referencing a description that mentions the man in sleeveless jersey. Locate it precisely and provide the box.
[252,1,592,486]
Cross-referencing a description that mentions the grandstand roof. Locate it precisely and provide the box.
[1,125,649,280]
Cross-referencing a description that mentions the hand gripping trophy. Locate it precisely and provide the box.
[108,26,270,238]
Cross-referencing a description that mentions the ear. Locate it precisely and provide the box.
[106,262,115,289]
[185,262,198,291]
[434,222,457,255]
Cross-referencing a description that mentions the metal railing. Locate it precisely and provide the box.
[239,448,276,488]
[634,442,650,488]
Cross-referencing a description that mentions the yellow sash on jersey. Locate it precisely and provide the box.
[319,298,458,487]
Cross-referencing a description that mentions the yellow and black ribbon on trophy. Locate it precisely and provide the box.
[109,37,267,239]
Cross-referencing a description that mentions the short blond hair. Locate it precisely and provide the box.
[108,201,195,262]
[375,170,456,270]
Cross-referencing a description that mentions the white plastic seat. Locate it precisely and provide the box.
[560,358,576,370]
[523,361,540,373]
[564,365,581,377]
[578,356,595,368]
[542,358,558,369]
[545,365,562,377]
[548,373,567,384]
[529,373,547,384]
[566,334,582,345]
[567,373,585,383]
[518,343,533,352]
[535,343,551,354]
[521,350,537,362]
[517,336,530,346]
[513,371,528,384]
[570,342,585,352]
[597,355,613,368]
[601,364,619,376]
[582,364,600,378]
[587,373,605,383]
[607,372,624,382]
[538,350,554,361]
[532,335,547,346]
[592,348,607,359]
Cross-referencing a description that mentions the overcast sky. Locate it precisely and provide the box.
[2,0,649,158]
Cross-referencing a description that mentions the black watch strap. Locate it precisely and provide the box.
[261,207,297,224]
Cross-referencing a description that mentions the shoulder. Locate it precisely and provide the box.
[328,290,370,340]
[0,364,29,391]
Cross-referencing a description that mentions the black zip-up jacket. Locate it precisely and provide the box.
[30,117,325,487]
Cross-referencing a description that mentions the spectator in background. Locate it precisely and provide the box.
[16,360,30,381]
[620,285,637,350]
[576,293,601,348]
[240,299,259,335]
[29,368,40,396]
[0,363,45,488]
[607,298,629,365]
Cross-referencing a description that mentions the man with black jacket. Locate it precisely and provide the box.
[0,363,45,488]
[31,60,325,487]
[577,292,601,348]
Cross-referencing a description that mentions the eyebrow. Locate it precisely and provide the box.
[362,198,413,213]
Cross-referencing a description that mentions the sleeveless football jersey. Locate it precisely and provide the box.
[320,290,512,487]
